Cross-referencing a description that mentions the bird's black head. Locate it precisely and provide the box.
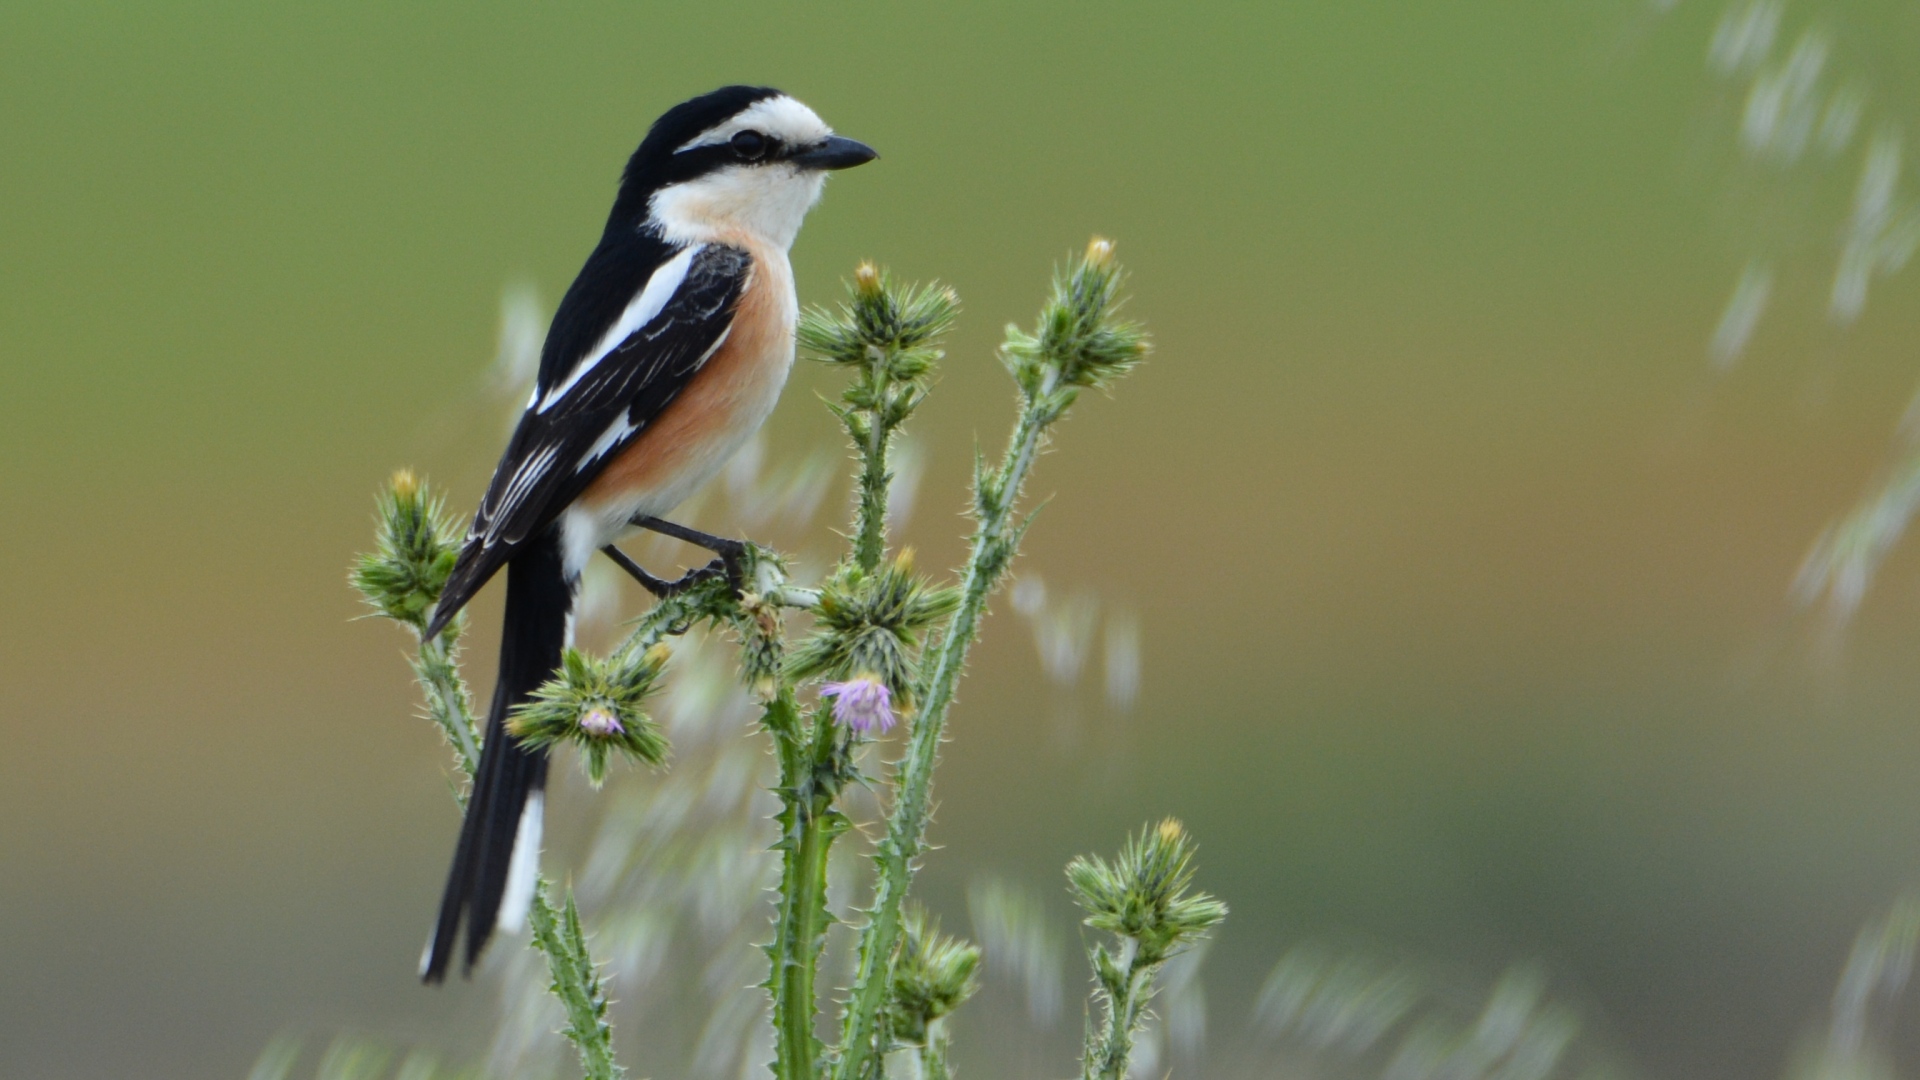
[608,85,877,244]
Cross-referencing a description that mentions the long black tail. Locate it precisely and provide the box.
[421,527,572,983]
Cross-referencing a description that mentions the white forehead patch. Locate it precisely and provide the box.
[676,95,831,153]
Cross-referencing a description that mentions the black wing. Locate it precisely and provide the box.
[426,242,751,637]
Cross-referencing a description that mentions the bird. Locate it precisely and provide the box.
[417,85,875,982]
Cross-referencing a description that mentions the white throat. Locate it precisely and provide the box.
[647,165,828,250]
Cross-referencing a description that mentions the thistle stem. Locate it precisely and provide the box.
[774,809,833,1079]
[852,361,895,574]
[767,696,845,1080]
[1084,944,1155,1080]
[528,884,625,1080]
[410,621,479,785]
[834,382,1056,1080]
[919,1018,955,1080]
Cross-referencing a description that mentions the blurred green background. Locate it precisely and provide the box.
[7,2,1920,1078]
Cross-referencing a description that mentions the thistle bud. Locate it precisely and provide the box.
[350,471,460,633]
[1067,818,1227,961]
[785,553,960,712]
[509,644,671,786]
[998,239,1149,399]
[886,906,983,1044]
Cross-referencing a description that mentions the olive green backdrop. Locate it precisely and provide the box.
[6,3,1920,1078]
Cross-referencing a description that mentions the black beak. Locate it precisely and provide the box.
[791,135,878,171]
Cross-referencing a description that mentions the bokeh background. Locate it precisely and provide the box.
[8,3,1920,1078]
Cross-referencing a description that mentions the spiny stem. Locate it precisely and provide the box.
[529,884,625,1080]
[834,384,1055,1080]
[1084,945,1154,1080]
[919,1018,955,1080]
[774,811,833,1079]
[766,695,847,1080]
[852,358,896,574]
[409,622,479,785]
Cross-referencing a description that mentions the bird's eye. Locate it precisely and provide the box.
[730,130,769,161]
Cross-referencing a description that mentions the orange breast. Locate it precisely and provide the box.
[577,238,794,515]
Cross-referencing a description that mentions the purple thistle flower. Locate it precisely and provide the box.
[821,675,896,734]
[579,707,624,737]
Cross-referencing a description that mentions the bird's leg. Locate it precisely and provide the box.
[629,515,748,560]
[629,515,749,590]
[600,544,725,599]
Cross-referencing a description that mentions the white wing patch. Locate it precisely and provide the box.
[674,95,830,153]
[579,413,639,469]
[536,244,706,413]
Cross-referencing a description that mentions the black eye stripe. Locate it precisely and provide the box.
[652,128,797,187]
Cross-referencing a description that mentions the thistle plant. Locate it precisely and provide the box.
[799,261,957,575]
[352,239,1197,1080]
[355,474,631,1080]
[1068,820,1228,1080]
[352,473,477,778]
[834,238,1148,1080]
[884,907,983,1080]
